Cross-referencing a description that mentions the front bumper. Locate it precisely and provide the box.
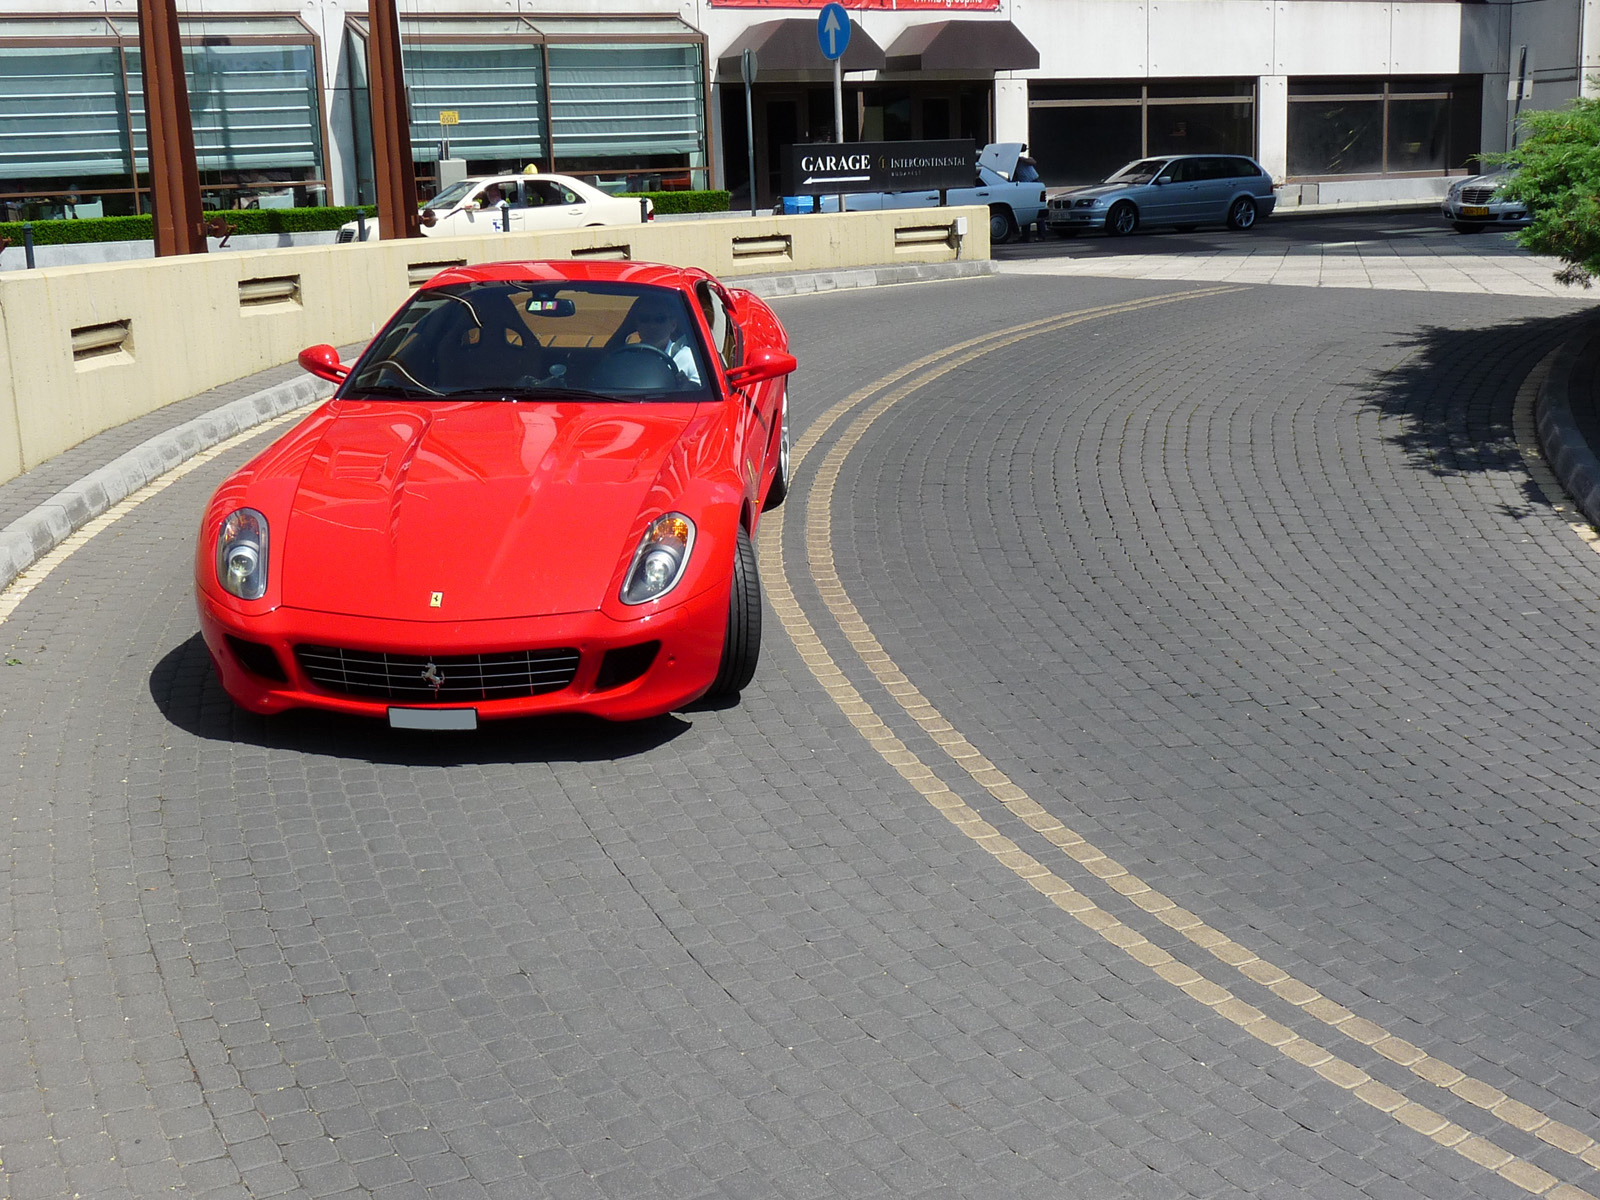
[197,583,728,723]
[1045,207,1106,230]
[1440,199,1530,226]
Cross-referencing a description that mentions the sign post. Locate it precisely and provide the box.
[817,4,851,212]
[438,109,459,161]
[741,48,758,215]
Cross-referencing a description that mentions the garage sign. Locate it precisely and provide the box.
[783,140,976,196]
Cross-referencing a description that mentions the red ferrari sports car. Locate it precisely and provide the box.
[195,260,796,728]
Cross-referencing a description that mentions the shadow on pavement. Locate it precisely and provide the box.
[149,633,690,765]
[1363,311,1595,502]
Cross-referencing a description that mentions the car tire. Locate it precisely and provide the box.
[710,526,762,697]
[1226,196,1258,231]
[762,390,790,512]
[1107,201,1139,237]
[1452,222,1486,234]
[989,206,1018,244]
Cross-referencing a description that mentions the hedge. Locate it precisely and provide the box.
[624,190,731,215]
[0,192,732,250]
[0,205,378,247]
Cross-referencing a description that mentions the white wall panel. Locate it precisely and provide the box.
[1012,1,1150,77]
[1148,0,1273,76]
[1271,2,1391,76]
[1390,3,1466,75]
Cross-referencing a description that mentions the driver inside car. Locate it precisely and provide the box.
[627,297,702,385]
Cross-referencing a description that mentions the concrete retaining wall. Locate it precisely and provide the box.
[0,207,988,487]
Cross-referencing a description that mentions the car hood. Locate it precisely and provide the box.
[280,400,700,621]
[1055,184,1123,201]
[978,142,1024,179]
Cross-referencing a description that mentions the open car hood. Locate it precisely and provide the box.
[280,400,699,621]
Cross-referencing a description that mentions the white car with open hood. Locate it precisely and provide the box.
[337,172,653,242]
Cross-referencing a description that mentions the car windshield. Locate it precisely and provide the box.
[344,280,716,403]
[424,180,478,210]
[1105,158,1169,185]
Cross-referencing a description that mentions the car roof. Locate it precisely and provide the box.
[420,260,706,292]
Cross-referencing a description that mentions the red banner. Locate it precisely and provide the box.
[712,0,999,9]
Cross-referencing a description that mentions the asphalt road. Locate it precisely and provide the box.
[3,268,1599,1200]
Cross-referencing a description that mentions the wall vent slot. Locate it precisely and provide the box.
[239,275,301,307]
[71,319,131,363]
[894,224,955,248]
[407,259,467,287]
[731,235,792,262]
[569,244,631,261]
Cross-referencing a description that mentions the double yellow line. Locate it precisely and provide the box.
[761,287,1600,1200]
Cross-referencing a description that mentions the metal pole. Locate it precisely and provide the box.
[137,0,207,256]
[744,75,757,216]
[368,0,421,240]
[22,222,35,269]
[833,57,844,214]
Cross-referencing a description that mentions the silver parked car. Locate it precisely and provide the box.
[1046,154,1277,237]
[1441,169,1530,234]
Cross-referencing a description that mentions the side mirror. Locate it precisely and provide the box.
[724,347,797,390]
[1153,176,1171,186]
[298,344,349,383]
[419,207,438,228]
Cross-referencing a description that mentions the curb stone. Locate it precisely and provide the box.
[0,258,990,595]
[0,373,334,592]
[1535,324,1600,529]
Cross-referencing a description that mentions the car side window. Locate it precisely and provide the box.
[1230,157,1263,178]
[695,282,741,372]
[527,180,578,206]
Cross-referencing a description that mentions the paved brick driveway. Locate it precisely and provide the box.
[1,272,1597,1200]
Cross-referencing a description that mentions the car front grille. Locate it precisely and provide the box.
[335,227,356,244]
[296,644,580,703]
[1461,186,1497,205]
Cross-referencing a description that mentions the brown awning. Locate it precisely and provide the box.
[883,20,1038,73]
[716,18,886,78]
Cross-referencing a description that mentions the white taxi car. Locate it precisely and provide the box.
[338,172,653,242]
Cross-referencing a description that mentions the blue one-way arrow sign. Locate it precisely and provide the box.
[817,3,850,61]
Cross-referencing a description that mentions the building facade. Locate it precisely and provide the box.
[0,0,1593,220]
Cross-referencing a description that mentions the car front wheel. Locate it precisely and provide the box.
[1107,201,1139,237]
[1226,196,1258,230]
[709,526,762,697]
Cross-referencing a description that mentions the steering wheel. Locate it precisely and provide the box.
[595,342,682,389]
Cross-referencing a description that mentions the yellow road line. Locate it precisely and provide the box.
[764,294,1599,1197]
[0,405,316,626]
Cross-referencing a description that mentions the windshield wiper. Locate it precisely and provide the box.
[346,383,440,399]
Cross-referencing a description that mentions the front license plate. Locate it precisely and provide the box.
[388,706,478,731]
[1462,205,1490,217]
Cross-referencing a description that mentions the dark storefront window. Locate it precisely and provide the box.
[1027,80,1257,186]
[1287,77,1478,178]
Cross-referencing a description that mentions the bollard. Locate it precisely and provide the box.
[22,222,35,269]
[356,210,367,241]
[500,199,511,232]
[640,196,649,223]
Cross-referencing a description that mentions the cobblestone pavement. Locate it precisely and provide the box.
[2,272,1599,1200]
[997,213,1577,296]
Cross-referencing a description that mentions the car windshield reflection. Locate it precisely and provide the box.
[344,281,716,403]
[1105,159,1168,185]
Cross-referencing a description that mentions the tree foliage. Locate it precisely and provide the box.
[1495,87,1600,288]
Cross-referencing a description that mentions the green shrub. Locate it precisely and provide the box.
[0,205,378,249]
[1494,84,1600,287]
[622,190,732,215]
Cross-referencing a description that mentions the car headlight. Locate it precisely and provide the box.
[621,513,695,605]
[216,508,269,600]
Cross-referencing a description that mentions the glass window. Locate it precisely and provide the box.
[695,282,740,371]
[1387,97,1449,173]
[401,43,545,164]
[1028,104,1141,186]
[547,43,704,160]
[1288,98,1384,175]
[0,45,129,176]
[350,281,714,401]
[1148,101,1254,157]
